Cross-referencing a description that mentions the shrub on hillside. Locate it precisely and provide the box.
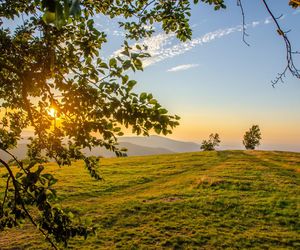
[200,133,221,151]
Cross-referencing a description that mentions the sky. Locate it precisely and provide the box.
[3,1,300,151]
[95,1,300,151]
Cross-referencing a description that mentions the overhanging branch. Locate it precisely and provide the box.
[262,0,300,86]
[237,0,250,46]
[0,158,58,250]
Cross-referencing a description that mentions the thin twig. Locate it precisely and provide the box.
[1,176,10,215]
[0,148,28,173]
[262,0,300,86]
[237,0,250,46]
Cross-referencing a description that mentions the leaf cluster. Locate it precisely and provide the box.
[289,0,300,9]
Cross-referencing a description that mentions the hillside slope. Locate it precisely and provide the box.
[83,142,174,157]
[0,150,299,249]
[2,135,196,161]
[118,135,200,152]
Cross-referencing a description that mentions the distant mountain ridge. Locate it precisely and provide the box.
[1,136,200,161]
[118,135,200,153]
[83,141,174,157]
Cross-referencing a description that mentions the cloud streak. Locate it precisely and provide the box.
[141,25,243,67]
[112,17,270,68]
[264,17,271,24]
[252,21,260,27]
[167,64,200,72]
[293,9,300,15]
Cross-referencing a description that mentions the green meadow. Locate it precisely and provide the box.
[0,150,299,249]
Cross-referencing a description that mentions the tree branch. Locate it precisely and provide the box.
[1,175,10,216]
[237,0,250,46]
[262,0,300,86]
[0,158,58,250]
[0,148,28,173]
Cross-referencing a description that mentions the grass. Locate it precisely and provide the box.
[0,150,299,249]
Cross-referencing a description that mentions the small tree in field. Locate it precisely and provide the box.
[243,125,262,150]
[200,133,221,151]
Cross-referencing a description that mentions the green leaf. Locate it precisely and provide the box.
[154,126,162,134]
[149,99,157,105]
[127,80,137,90]
[16,172,23,179]
[109,58,117,68]
[99,62,109,69]
[140,92,147,101]
[123,60,132,70]
[159,108,168,114]
[42,11,56,24]
[87,19,94,28]
[122,75,129,84]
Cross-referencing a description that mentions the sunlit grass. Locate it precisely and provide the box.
[0,150,299,249]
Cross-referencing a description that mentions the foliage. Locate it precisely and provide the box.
[0,0,299,248]
[200,133,221,151]
[289,0,300,8]
[0,0,227,248]
[243,125,262,150]
[0,151,299,249]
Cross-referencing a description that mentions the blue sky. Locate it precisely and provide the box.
[96,1,300,151]
[3,1,300,151]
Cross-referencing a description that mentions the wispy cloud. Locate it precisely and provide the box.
[112,19,272,68]
[263,14,287,25]
[112,32,175,63]
[112,30,125,37]
[264,17,271,24]
[252,21,260,27]
[140,25,242,67]
[167,64,199,72]
[293,9,300,15]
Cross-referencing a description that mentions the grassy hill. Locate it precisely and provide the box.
[0,150,299,249]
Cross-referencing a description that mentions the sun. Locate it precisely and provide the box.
[48,107,57,118]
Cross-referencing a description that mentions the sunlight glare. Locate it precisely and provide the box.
[48,107,57,118]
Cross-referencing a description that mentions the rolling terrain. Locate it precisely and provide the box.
[117,135,200,153]
[1,136,200,161]
[0,150,299,249]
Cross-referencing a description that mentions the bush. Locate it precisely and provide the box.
[243,125,262,150]
[200,133,221,151]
